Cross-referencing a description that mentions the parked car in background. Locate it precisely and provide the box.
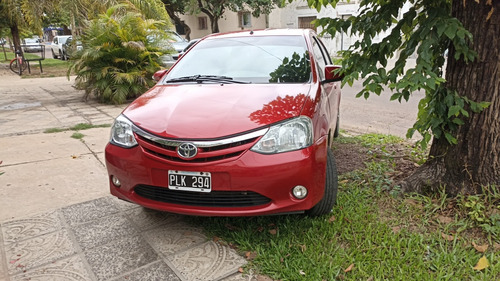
[174,38,200,60]
[158,31,189,68]
[51,35,72,59]
[22,38,43,52]
[61,37,83,60]
[105,29,343,217]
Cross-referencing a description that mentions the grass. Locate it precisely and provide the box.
[1,49,71,77]
[186,133,499,280]
[44,123,110,134]
[71,132,84,139]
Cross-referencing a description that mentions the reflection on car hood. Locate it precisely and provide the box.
[123,83,312,139]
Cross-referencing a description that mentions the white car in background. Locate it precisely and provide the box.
[158,31,189,68]
[51,35,72,59]
[22,38,43,52]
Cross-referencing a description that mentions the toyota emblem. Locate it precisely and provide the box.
[177,143,198,159]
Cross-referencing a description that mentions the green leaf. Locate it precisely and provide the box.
[448,105,461,118]
[444,132,457,144]
[444,22,458,40]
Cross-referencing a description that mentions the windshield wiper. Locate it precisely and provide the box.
[165,75,250,84]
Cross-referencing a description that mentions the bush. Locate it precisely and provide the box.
[69,4,170,104]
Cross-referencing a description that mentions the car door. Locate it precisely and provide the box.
[52,37,58,54]
[311,36,340,141]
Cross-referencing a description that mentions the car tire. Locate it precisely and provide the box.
[334,113,340,138]
[306,149,338,216]
[58,50,63,60]
[52,49,58,59]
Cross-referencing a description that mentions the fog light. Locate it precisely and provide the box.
[292,185,308,199]
[112,176,121,187]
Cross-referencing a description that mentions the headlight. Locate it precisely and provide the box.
[251,116,313,154]
[110,114,138,148]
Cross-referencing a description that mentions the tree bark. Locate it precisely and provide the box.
[197,0,222,33]
[9,23,21,53]
[401,0,500,196]
[164,4,191,40]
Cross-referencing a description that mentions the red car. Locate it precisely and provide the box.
[105,29,342,216]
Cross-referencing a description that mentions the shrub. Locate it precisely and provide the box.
[69,4,170,104]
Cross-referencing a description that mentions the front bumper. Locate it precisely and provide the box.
[105,138,328,216]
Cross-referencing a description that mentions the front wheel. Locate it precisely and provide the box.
[306,149,338,216]
[52,49,58,59]
[9,59,27,75]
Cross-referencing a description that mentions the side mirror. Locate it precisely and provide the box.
[153,69,168,82]
[323,65,344,84]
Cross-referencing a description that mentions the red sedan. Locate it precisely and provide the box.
[105,29,343,216]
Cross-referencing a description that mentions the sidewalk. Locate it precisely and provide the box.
[0,67,252,281]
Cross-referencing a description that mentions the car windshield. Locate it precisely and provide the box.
[167,32,185,43]
[25,38,40,44]
[165,35,311,84]
[60,37,70,44]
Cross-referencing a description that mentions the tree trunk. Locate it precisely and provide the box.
[210,16,220,33]
[9,23,21,53]
[401,0,500,196]
[164,5,191,40]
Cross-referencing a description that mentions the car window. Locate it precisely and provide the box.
[166,35,311,84]
[53,38,58,44]
[312,37,328,80]
[317,38,332,65]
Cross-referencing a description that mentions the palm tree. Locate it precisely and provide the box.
[0,0,171,53]
[0,0,56,52]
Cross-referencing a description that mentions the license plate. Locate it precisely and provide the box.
[168,170,211,192]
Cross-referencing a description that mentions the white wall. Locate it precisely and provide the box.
[269,1,361,57]
[180,11,268,40]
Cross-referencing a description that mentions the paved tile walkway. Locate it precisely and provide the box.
[0,68,253,281]
[1,197,248,281]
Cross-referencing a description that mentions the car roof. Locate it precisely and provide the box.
[202,29,312,41]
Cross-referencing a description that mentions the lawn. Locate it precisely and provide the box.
[1,49,71,77]
[187,133,499,280]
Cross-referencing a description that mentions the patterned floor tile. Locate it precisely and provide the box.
[169,241,247,281]
[108,196,140,212]
[113,260,181,281]
[5,229,77,275]
[143,225,207,256]
[11,255,93,281]
[71,213,138,251]
[0,238,7,281]
[221,273,258,281]
[124,207,183,231]
[62,197,119,226]
[1,211,63,245]
[84,235,158,281]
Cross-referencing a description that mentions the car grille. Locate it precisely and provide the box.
[134,185,271,207]
[133,126,267,163]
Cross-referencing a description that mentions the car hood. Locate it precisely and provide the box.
[123,83,312,139]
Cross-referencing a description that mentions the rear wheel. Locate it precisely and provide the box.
[9,59,27,75]
[306,149,338,216]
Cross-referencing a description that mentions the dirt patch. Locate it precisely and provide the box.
[332,142,370,174]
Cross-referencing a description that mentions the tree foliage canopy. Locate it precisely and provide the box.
[309,0,493,149]
[189,0,280,33]
[308,0,499,195]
